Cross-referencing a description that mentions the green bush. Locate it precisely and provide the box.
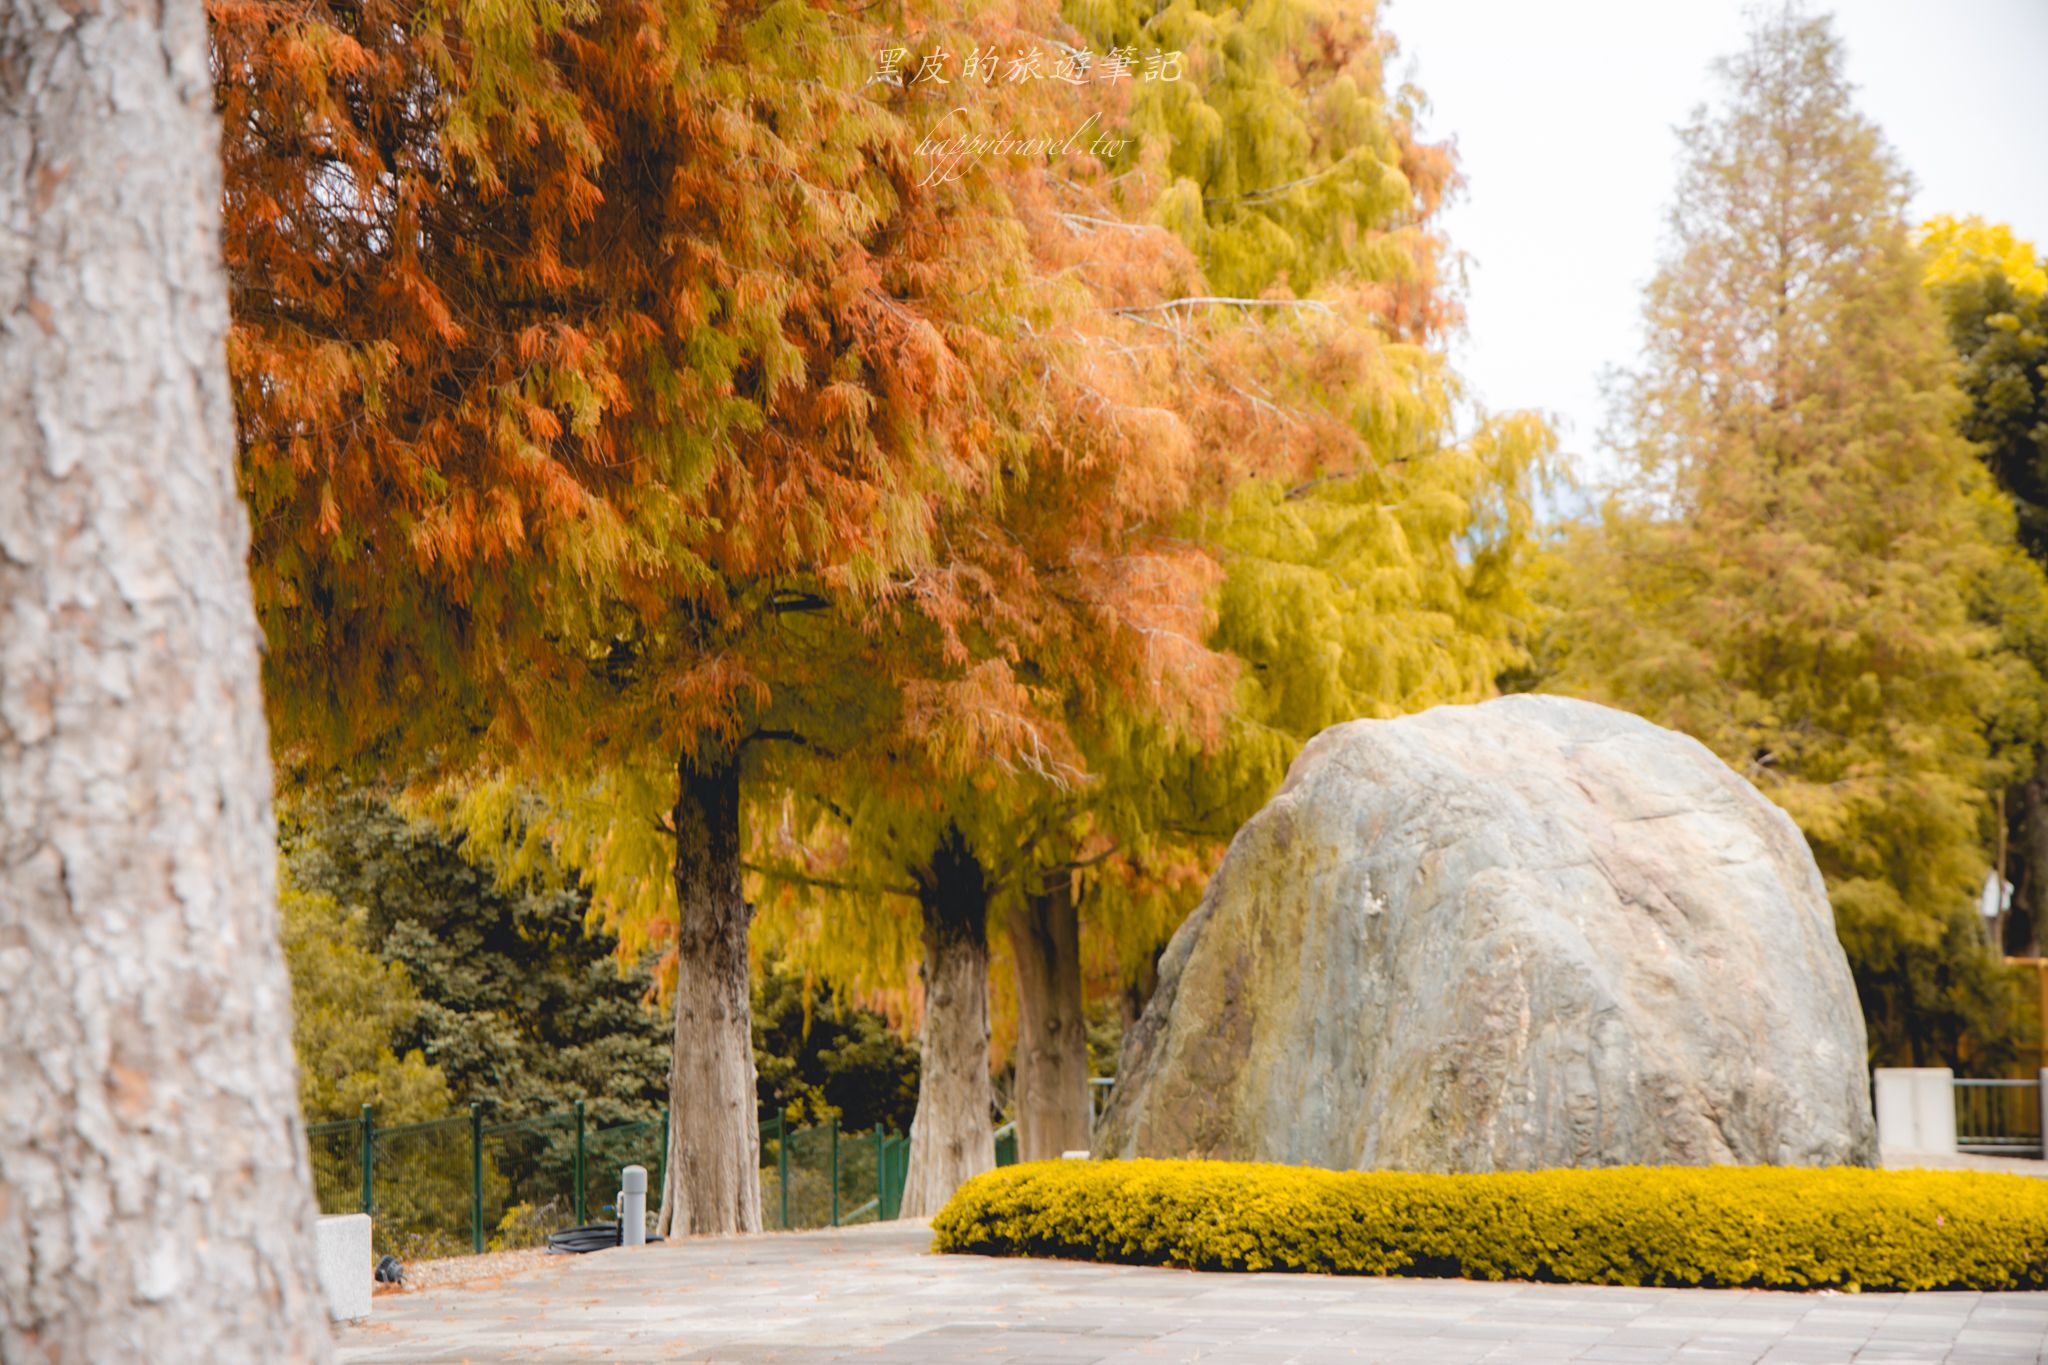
[932,1159,2048,1292]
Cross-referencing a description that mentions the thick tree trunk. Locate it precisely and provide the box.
[657,746,761,1237]
[900,825,995,1218]
[2016,765,2048,958]
[1120,949,1161,1036]
[0,3,333,1359]
[1007,874,1091,1161]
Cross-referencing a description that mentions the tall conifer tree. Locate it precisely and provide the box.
[1541,10,2033,1061]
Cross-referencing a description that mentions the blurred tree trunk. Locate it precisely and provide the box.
[656,745,761,1237]
[900,825,994,1216]
[1007,874,1090,1160]
[0,2,333,1358]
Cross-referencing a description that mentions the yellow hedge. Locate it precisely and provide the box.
[931,1159,2048,1291]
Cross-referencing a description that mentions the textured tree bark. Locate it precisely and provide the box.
[2016,766,2048,957]
[1120,950,1161,1036]
[655,746,762,1237]
[1007,874,1091,1161]
[899,825,996,1218]
[0,3,334,1359]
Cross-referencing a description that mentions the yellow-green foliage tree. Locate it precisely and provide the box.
[1538,10,2041,1063]
[752,0,1552,1178]
[279,881,450,1126]
[1034,0,1548,1141]
[278,875,473,1244]
[732,19,1248,1208]
[1923,218,2048,960]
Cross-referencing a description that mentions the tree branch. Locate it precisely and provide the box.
[1059,212,1165,235]
[1202,166,1339,206]
[1063,842,1126,873]
[742,860,917,901]
[1112,296,1334,318]
[746,728,834,757]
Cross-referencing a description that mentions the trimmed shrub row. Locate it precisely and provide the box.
[931,1158,2048,1291]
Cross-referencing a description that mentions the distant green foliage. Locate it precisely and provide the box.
[1924,218,2048,559]
[280,791,923,1250]
[753,961,920,1135]
[284,792,672,1131]
[278,872,478,1251]
[283,791,920,1135]
[1922,219,2048,965]
[278,879,450,1124]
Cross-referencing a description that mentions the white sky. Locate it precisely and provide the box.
[1382,0,2048,493]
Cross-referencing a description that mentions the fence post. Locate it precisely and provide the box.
[2039,1069,2047,1160]
[777,1111,790,1230]
[574,1099,587,1225]
[829,1116,839,1227]
[878,1133,890,1221]
[470,1101,484,1255]
[359,1104,374,1216]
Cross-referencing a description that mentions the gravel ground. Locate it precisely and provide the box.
[376,1246,561,1295]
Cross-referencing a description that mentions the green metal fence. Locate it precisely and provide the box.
[309,1104,914,1257]
[756,1113,912,1229]
[1955,1076,2045,1155]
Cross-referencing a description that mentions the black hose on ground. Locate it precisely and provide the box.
[544,1223,666,1254]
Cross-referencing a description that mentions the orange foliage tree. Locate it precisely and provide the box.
[214,0,1099,1234]
[746,0,1553,1197]
[752,157,1250,1208]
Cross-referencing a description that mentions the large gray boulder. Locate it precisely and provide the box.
[1098,694,1877,1170]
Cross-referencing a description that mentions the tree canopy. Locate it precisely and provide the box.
[216,0,1237,1231]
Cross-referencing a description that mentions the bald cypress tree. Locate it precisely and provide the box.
[747,0,1552,1173]
[1034,0,1549,1140]
[215,0,1101,1234]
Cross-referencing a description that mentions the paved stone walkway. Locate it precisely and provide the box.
[337,1222,2048,1364]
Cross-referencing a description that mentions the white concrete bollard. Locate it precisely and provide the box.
[1912,1067,1958,1155]
[1873,1068,1915,1149]
[1872,1066,1956,1155]
[315,1214,372,1322]
[620,1164,647,1246]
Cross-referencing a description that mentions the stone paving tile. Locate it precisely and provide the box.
[335,1222,2048,1364]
